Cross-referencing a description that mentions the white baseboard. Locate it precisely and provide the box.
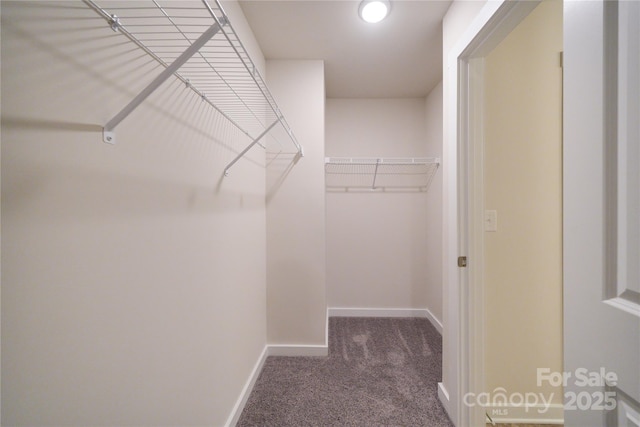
[267,344,328,356]
[485,403,564,425]
[328,307,443,335]
[438,382,453,420]
[422,308,443,334]
[225,346,269,427]
[267,309,330,356]
[224,345,328,427]
[226,311,330,425]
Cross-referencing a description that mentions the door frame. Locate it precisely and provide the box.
[441,1,540,425]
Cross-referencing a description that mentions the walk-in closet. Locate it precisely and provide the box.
[6,1,621,426]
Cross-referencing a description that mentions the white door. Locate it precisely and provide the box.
[564,1,640,426]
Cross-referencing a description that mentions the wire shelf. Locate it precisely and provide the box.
[325,157,440,191]
[83,0,301,174]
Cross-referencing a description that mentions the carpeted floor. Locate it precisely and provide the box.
[237,317,454,426]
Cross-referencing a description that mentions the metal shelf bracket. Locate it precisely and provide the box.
[109,14,120,32]
[224,119,280,176]
[101,20,224,143]
[372,158,381,189]
[83,0,302,173]
[103,130,115,145]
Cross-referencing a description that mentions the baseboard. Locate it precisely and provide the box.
[267,309,329,356]
[438,382,453,420]
[267,344,328,356]
[422,308,443,334]
[328,307,426,318]
[485,403,564,425]
[328,307,443,335]
[225,311,330,425]
[224,346,269,427]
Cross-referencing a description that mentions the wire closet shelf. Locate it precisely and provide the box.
[325,157,440,191]
[83,0,302,176]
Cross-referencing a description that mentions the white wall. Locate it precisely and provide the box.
[265,60,326,347]
[1,2,268,425]
[0,3,3,414]
[443,1,489,57]
[325,98,432,312]
[424,82,444,323]
[484,0,563,415]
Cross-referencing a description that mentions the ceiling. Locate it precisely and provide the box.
[238,0,452,98]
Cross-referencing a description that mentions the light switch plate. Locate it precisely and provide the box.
[485,210,497,232]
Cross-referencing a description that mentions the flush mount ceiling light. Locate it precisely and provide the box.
[359,0,390,24]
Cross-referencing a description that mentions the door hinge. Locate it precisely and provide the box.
[458,256,467,267]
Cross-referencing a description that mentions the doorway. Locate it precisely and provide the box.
[455,0,563,425]
[481,0,563,424]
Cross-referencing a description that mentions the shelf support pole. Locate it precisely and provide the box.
[102,20,225,144]
[224,119,280,176]
[372,158,381,189]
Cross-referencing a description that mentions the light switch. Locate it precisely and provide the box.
[485,210,497,232]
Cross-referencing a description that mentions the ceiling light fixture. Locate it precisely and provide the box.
[359,0,390,24]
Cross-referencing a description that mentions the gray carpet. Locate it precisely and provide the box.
[237,317,454,426]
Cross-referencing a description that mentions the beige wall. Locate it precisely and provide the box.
[484,0,563,407]
[325,98,441,315]
[265,60,326,345]
[1,1,268,425]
